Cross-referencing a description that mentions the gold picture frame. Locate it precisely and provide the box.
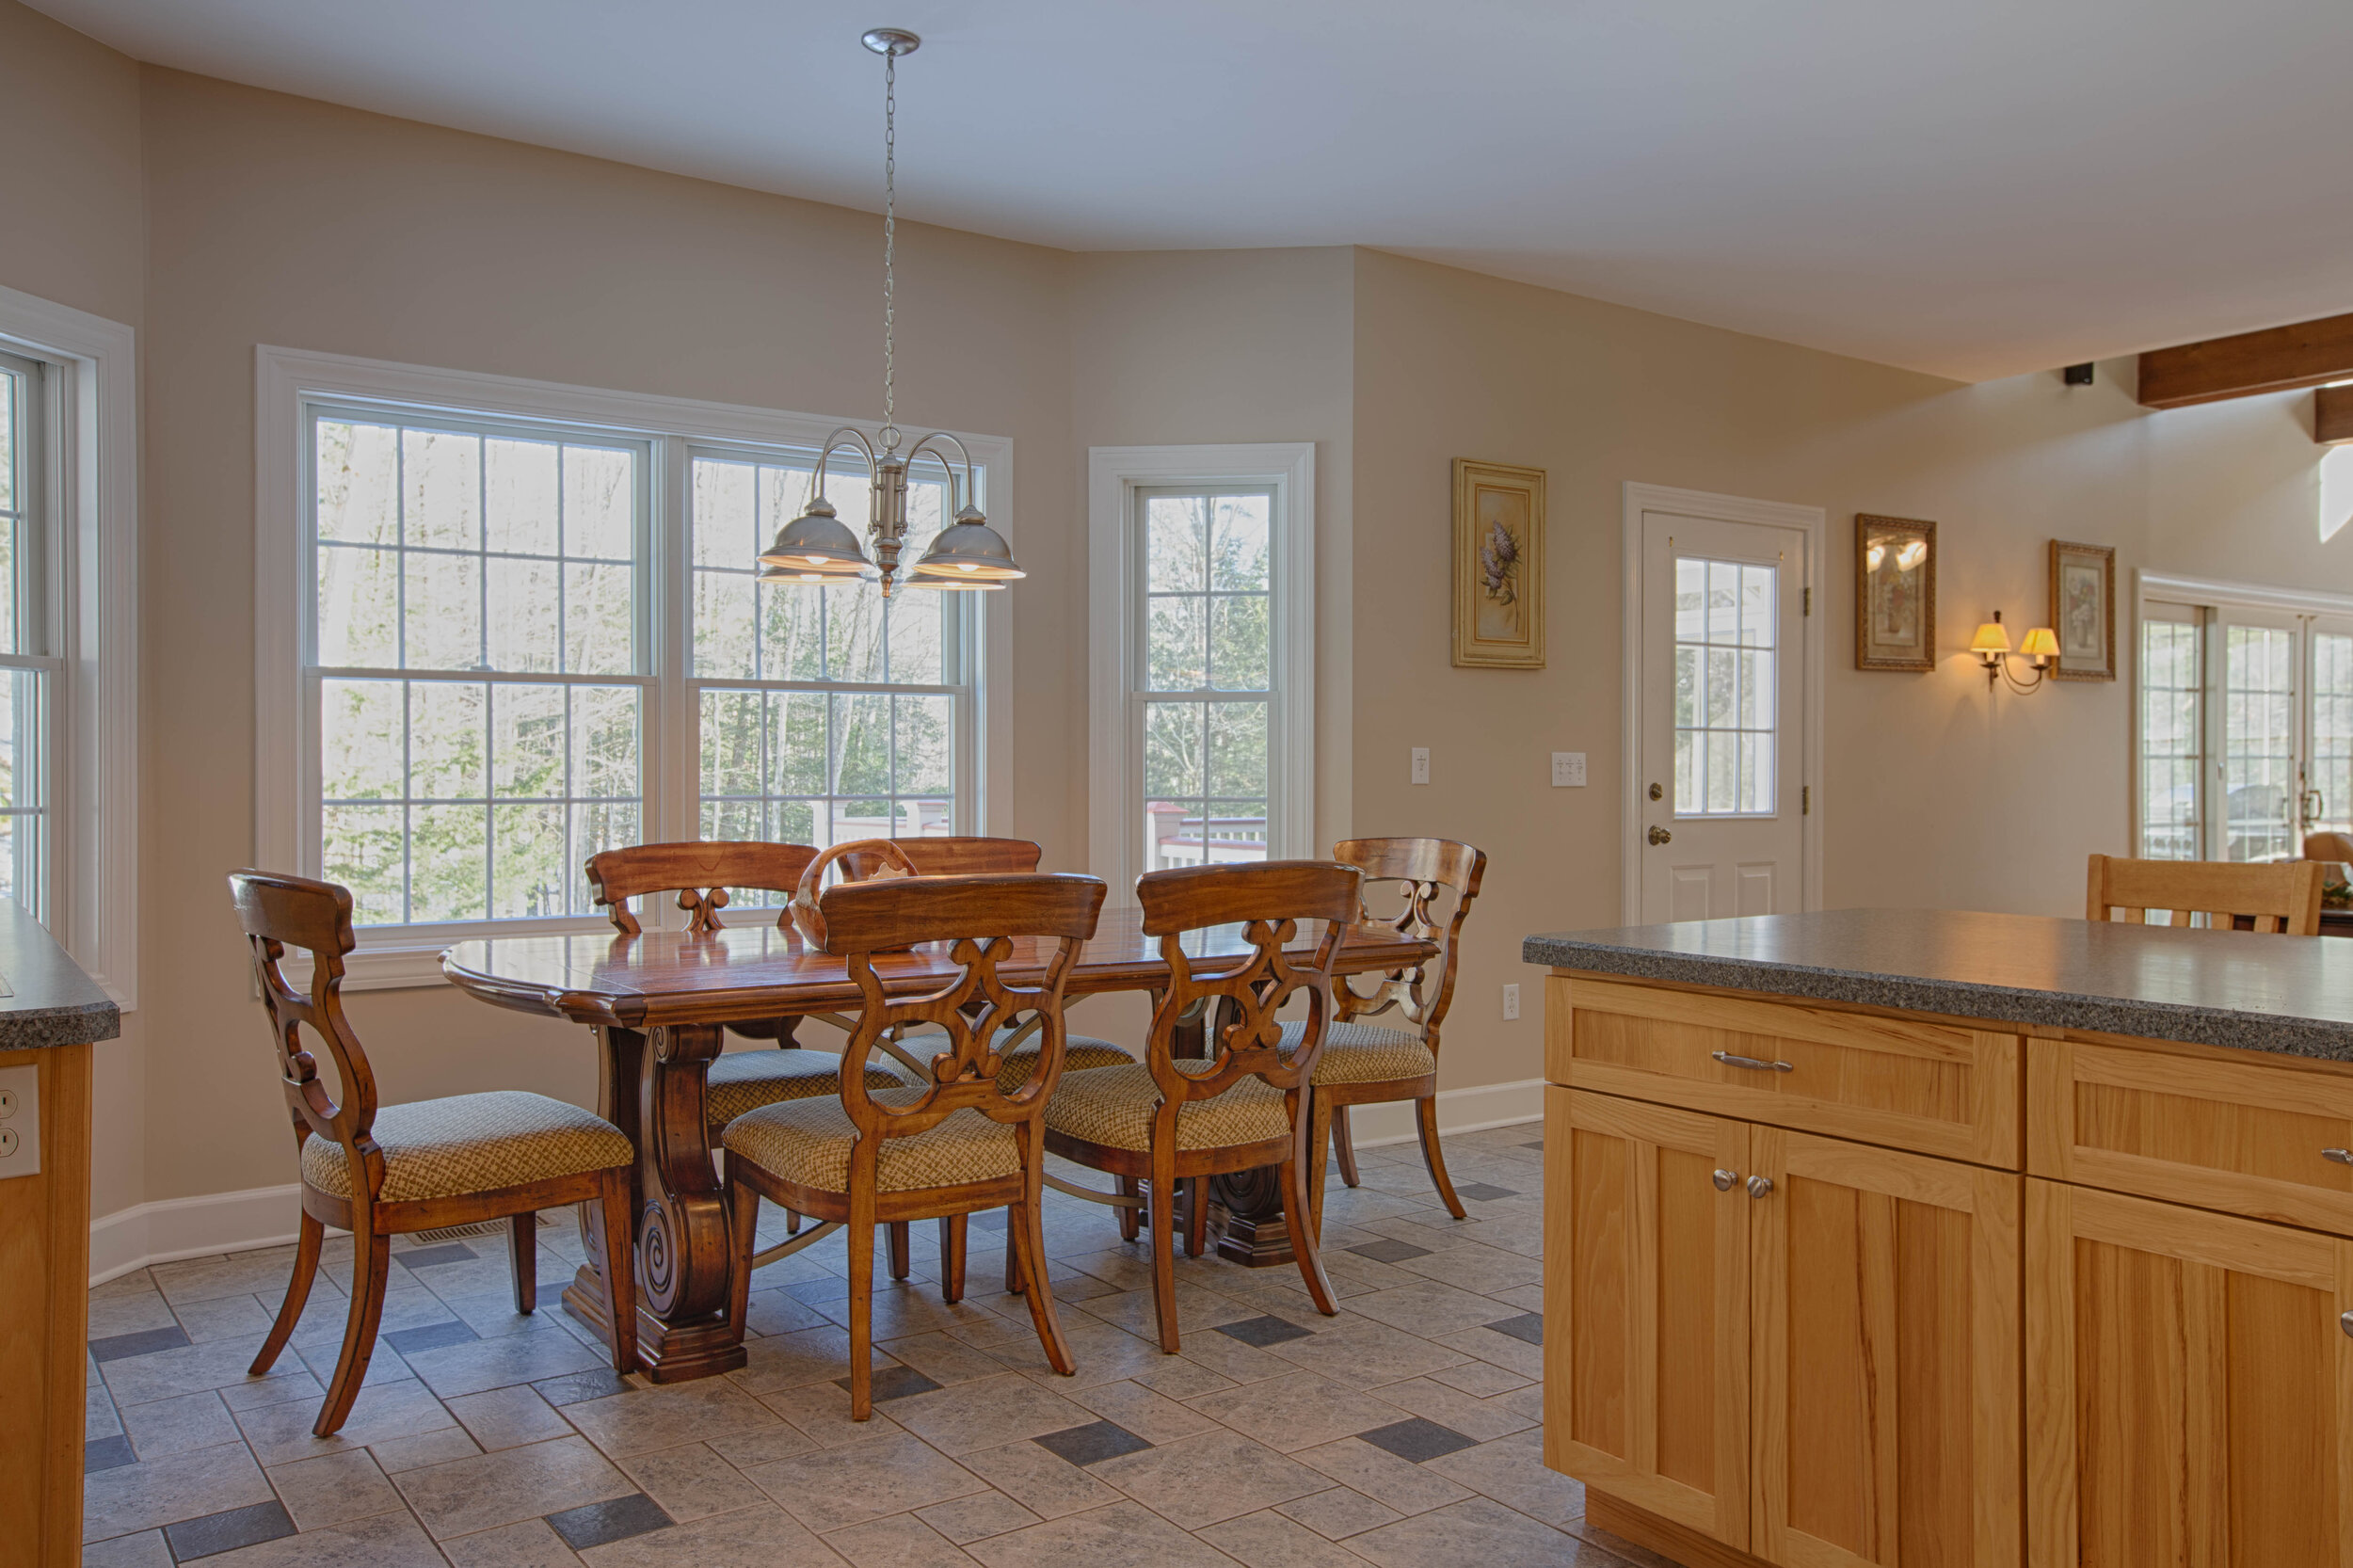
[2049,539,2116,681]
[1451,458,1545,668]
[1854,514,1937,672]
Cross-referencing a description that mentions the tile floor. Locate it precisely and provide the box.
[83,1126,1668,1568]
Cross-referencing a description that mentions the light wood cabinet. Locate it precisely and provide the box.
[1546,1085,2020,1566]
[2025,1179,2353,1567]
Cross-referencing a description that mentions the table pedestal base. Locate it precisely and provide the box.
[1208,1164,1299,1268]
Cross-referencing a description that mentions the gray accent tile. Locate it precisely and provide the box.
[1483,1312,1542,1346]
[843,1363,942,1402]
[1357,1417,1479,1464]
[1345,1239,1432,1265]
[87,1433,139,1472]
[1215,1315,1313,1349]
[1450,1183,1520,1202]
[92,1326,192,1364]
[395,1242,479,1270]
[1032,1420,1150,1467]
[544,1493,673,1551]
[162,1500,296,1561]
[384,1320,482,1356]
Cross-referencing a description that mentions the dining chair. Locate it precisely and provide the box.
[719,871,1108,1417]
[230,871,639,1436]
[2085,852,2323,934]
[1289,838,1487,1233]
[1042,859,1361,1352]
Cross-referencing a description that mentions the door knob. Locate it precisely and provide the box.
[1648,783,1664,802]
[1647,825,1673,845]
[1746,1175,1775,1199]
[1712,1168,1739,1192]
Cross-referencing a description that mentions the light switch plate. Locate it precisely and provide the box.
[1410,747,1430,785]
[1552,751,1587,787]
[0,1064,38,1178]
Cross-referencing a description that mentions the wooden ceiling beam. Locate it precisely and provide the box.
[2315,384,2353,444]
[2138,311,2353,408]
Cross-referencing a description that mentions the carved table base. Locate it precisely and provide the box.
[1207,1164,1299,1267]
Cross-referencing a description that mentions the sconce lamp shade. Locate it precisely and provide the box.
[2019,627,2061,659]
[1969,621,2012,656]
[759,496,872,579]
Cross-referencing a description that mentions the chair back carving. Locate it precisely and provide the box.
[586,840,820,935]
[840,837,1043,880]
[1330,838,1486,1048]
[1134,860,1364,1109]
[2086,853,2323,935]
[228,871,383,1198]
[821,873,1108,1158]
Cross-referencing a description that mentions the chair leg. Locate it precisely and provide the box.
[785,1208,802,1236]
[1004,1208,1024,1294]
[601,1167,642,1374]
[248,1208,324,1375]
[1416,1095,1467,1220]
[1279,1151,1340,1319]
[1183,1176,1208,1258]
[1116,1176,1141,1242]
[1147,1147,1181,1352]
[1306,1090,1333,1245]
[1012,1173,1074,1375]
[1331,1103,1361,1188]
[313,1222,392,1437]
[938,1213,967,1304]
[845,1213,876,1420]
[508,1212,538,1314]
[888,1220,911,1281]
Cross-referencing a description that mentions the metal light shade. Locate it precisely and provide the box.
[758,496,870,578]
[910,506,1024,584]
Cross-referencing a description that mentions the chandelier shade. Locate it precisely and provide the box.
[756,495,871,579]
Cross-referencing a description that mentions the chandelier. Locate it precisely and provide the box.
[757,28,1023,598]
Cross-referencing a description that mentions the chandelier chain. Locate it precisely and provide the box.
[880,47,899,454]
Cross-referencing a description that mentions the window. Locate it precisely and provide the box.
[1089,445,1314,897]
[1673,556,1777,816]
[0,349,54,917]
[263,347,1002,975]
[2135,578,2353,862]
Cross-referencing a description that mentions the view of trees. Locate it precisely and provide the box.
[1140,492,1271,868]
[1673,557,1776,817]
[0,361,44,908]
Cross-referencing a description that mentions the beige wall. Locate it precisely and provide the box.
[1350,248,2353,1100]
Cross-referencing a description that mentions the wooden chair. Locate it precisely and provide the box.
[231,872,638,1436]
[719,872,1108,1417]
[2085,853,2323,935]
[1043,860,1361,1352]
[1289,838,1487,1234]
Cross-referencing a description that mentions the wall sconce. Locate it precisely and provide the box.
[1970,610,2061,693]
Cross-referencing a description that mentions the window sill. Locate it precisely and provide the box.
[280,916,621,993]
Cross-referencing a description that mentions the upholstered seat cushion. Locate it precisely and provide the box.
[300,1090,633,1204]
[1276,1019,1437,1086]
[1042,1062,1292,1153]
[706,1048,914,1128]
[993,1030,1135,1092]
[721,1087,1020,1194]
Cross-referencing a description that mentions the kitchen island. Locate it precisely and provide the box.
[1526,908,2353,1568]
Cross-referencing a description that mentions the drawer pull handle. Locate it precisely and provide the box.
[1712,1050,1795,1074]
[1712,1168,1739,1192]
[2325,1148,2353,1167]
[1747,1175,1776,1199]
[2344,1311,2353,1339]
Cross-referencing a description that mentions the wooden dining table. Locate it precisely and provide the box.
[441,908,1436,1383]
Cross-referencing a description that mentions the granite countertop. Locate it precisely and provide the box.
[0,900,119,1050]
[1524,907,2353,1062]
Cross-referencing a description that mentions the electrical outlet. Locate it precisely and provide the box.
[0,1065,38,1178]
[1551,751,1587,787]
[1411,746,1430,785]
[1502,982,1521,1021]
[0,1085,17,1119]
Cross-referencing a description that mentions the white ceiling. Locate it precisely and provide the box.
[33,0,2353,381]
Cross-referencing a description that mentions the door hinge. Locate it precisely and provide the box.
[1802,586,1811,616]
[1802,786,1811,815]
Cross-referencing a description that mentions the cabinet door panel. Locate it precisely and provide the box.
[2027,1179,2353,1568]
[1545,1086,1752,1548]
[1753,1127,2022,1568]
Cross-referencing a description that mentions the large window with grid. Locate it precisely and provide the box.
[0,349,54,919]
[285,366,992,949]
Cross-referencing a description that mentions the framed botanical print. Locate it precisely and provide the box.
[1855,514,1936,671]
[1451,458,1545,668]
[2050,539,2116,680]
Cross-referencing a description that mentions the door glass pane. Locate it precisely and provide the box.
[1673,556,1776,816]
[2313,632,2353,840]
[2222,624,2297,862]
[2139,616,2203,859]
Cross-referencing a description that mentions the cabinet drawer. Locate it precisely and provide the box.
[1548,975,2021,1168]
[2027,1036,2353,1235]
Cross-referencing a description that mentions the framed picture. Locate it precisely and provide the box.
[2049,539,2116,681]
[1451,458,1545,668]
[1854,514,1936,671]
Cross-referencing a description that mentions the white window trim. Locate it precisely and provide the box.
[257,344,1013,988]
[1086,442,1315,901]
[0,283,138,1009]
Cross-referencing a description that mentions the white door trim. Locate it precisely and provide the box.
[1620,482,1825,924]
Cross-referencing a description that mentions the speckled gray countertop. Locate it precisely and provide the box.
[1525,907,2353,1062]
[0,900,118,1050]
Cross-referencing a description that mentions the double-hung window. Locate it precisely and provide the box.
[270,349,998,973]
[0,349,55,917]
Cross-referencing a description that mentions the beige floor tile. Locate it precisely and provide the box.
[173,1293,280,1345]
[1274,1486,1402,1540]
[563,1379,783,1458]
[1369,1376,1536,1442]
[1125,1355,1240,1401]
[822,1512,979,1567]
[446,1384,577,1451]
[961,1498,1241,1568]
[80,1528,172,1568]
[706,1422,820,1467]
[743,1431,985,1533]
[1346,1496,1609,1568]
[1062,1379,1219,1445]
[441,1516,586,1568]
[888,1373,1097,1455]
[1197,1509,1369,1568]
[151,1250,314,1309]
[1422,1429,1584,1528]
[1338,1280,1521,1339]
[191,1507,450,1568]
[1289,1438,1472,1517]
[234,1378,458,1467]
[403,1330,609,1400]
[1422,1360,1529,1399]
[101,1335,312,1409]
[88,1289,181,1340]
[120,1390,242,1461]
[82,1441,274,1544]
[731,1325,887,1395]
[1183,1372,1405,1454]
[753,1380,908,1448]
[982,1315,1168,1389]
[878,1330,1024,1386]
[956,1442,1122,1521]
[1427,1323,1540,1379]
[576,1503,847,1568]
[392,1434,634,1539]
[1259,1322,1466,1391]
[916,1491,1043,1544]
[618,1441,767,1521]
[371,1424,484,1473]
[1388,1241,1541,1297]
[1091,1428,1327,1531]
[266,1448,403,1530]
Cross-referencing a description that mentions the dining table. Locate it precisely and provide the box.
[440,907,1437,1383]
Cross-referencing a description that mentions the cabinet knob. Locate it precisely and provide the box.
[1712,1168,1739,1192]
[2324,1148,2353,1167]
[1747,1175,1775,1199]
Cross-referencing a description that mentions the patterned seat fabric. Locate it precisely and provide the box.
[1276,1019,1437,1085]
[722,1087,1020,1194]
[706,1047,914,1128]
[1042,1061,1291,1153]
[300,1090,633,1204]
[992,1030,1135,1093]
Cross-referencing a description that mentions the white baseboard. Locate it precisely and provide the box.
[85,1078,1544,1287]
[89,1183,304,1287]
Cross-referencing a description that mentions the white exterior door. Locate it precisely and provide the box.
[1637,510,1808,922]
